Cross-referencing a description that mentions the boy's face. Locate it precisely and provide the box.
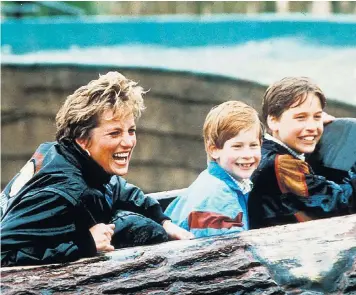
[210,125,261,181]
[268,93,323,154]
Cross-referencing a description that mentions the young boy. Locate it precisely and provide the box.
[248,76,356,229]
[165,101,262,238]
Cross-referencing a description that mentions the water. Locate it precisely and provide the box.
[3,37,356,106]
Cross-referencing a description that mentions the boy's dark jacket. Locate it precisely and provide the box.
[1,140,168,267]
[248,137,356,229]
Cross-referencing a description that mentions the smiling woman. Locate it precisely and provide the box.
[76,110,137,176]
[0,71,194,267]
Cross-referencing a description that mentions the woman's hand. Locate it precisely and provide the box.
[322,112,335,125]
[162,220,195,240]
[89,223,115,252]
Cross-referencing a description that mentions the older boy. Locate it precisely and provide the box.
[248,77,356,229]
[165,101,263,238]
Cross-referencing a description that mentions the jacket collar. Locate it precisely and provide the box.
[207,161,252,194]
[264,134,305,161]
[59,139,112,187]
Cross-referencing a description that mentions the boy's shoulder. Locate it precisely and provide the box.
[188,168,226,193]
[186,166,237,200]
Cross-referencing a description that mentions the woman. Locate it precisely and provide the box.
[1,71,193,267]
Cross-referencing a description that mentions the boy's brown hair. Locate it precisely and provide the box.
[203,101,262,161]
[262,77,326,131]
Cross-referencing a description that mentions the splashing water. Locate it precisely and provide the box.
[3,37,356,105]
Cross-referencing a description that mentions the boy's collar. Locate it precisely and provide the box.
[208,161,252,194]
[264,133,305,161]
[228,175,252,194]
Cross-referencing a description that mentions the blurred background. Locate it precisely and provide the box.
[2,1,356,16]
[1,1,356,192]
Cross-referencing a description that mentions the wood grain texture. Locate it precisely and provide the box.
[2,214,356,294]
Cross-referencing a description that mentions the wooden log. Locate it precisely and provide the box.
[2,214,356,294]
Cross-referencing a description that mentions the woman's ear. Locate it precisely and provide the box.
[75,138,91,156]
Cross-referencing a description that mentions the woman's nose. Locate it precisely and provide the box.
[120,134,134,147]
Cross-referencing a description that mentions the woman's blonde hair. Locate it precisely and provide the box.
[203,101,262,161]
[56,71,146,142]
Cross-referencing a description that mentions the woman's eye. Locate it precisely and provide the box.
[109,131,120,137]
[129,129,136,135]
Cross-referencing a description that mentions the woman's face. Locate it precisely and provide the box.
[76,109,137,176]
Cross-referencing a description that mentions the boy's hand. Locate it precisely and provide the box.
[162,220,195,240]
[89,223,115,252]
[322,112,335,125]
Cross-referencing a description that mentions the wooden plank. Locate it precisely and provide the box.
[2,214,356,294]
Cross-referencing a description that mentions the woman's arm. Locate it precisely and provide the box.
[1,191,97,266]
[110,176,168,224]
[109,176,193,240]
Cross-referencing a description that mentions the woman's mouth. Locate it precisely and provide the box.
[113,152,130,165]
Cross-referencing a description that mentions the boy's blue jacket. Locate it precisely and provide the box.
[164,161,250,238]
[248,137,356,229]
[0,140,168,267]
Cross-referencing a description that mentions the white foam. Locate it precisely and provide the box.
[3,37,356,105]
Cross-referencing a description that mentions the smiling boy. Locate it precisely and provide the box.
[165,101,262,238]
[248,77,356,229]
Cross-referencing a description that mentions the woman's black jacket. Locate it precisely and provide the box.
[1,140,168,267]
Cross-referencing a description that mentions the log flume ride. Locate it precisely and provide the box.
[2,119,356,294]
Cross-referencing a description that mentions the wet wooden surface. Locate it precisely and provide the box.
[2,214,356,294]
